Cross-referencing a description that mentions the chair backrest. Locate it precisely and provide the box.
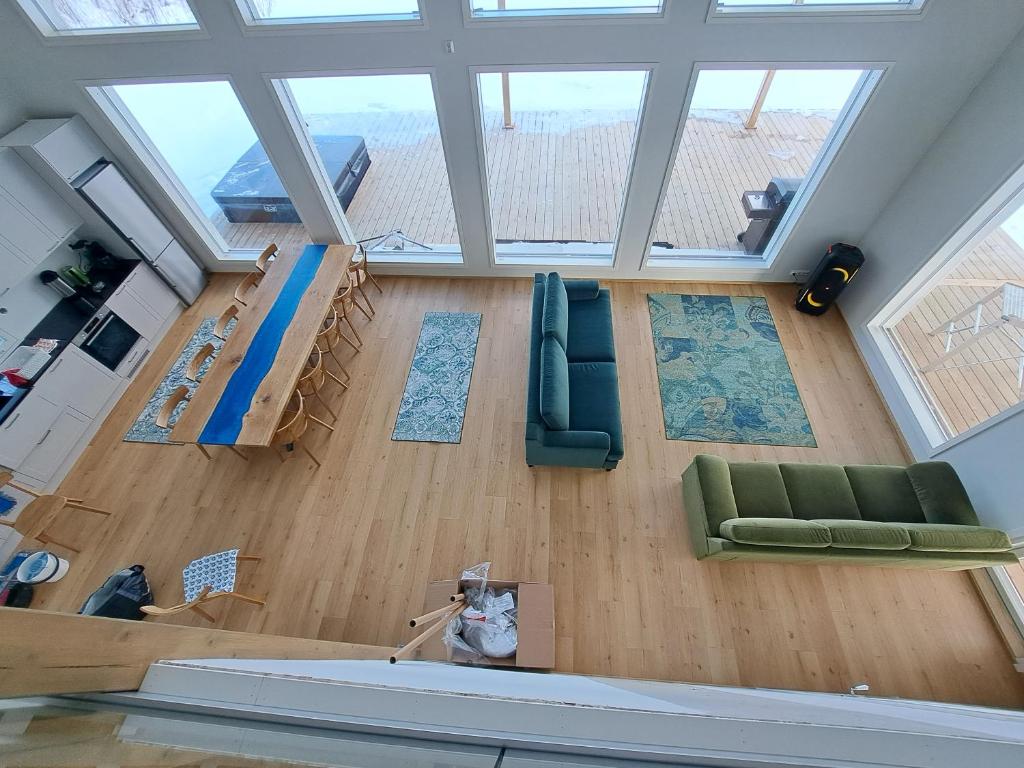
[334,273,357,309]
[185,342,216,382]
[272,391,310,447]
[255,243,278,274]
[214,304,239,340]
[318,306,341,346]
[156,385,191,429]
[297,345,327,396]
[234,272,263,306]
[140,584,213,617]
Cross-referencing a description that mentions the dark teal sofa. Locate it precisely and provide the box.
[525,273,623,470]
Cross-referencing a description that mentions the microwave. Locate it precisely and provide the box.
[73,306,143,372]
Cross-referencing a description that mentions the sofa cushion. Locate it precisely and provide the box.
[564,278,601,301]
[566,290,616,363]
[692,454,738,537]
[902,523,1011,552]
[542,273,569,350]
[539,337,570,430]
[906,462,980,526]
[729,462,795,519]
[818,519,911,550]
[844,465,926,524]
[779,463,861,521]
[719,517,831,548]
[567,361,624,461]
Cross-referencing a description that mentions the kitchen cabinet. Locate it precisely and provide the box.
[17,406,90,485]
[105,262,180,341]
[0,116,106,185]
[32,345,117,419]
[0,391,60,471]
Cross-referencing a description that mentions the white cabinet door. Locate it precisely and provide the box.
[130,257,180,320]
[0,186,55,263]
[18,407,90,485]
[32,345,118,419]
[105,264,163,340]
[0,392,60,470]
[0,237,36,296]
[0,148,81,242]
[34,117,107,184]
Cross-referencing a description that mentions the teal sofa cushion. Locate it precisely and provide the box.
[903,523,1011,552]
[906,462,980,526]
[819,519,911,550]
[779,463,861,521]
[542,273,569,350]
[844,465,926,524]
[566,290,616,363]
[693,454,738,536]
[568,361,624,461]
[539,337,569,430]
[720,517,831,548]
[729,462,794,519]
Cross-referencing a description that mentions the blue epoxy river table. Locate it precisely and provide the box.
[170,244,354,448]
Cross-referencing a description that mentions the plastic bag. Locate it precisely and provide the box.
[442,562,518,661]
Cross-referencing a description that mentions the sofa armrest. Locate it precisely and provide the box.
[543,429,611,453]
[682,456,740,560]
[564,279,600,301]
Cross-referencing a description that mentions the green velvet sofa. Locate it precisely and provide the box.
[526,273,624,470]
[682,454,1017,569]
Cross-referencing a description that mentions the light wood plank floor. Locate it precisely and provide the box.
[32,275,1024,709]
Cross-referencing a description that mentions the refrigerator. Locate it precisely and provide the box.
[76,163,206,304]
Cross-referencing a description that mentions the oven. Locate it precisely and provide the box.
[73,307,142,372]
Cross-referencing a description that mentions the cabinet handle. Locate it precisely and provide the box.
[3,412,20,430]
[126,348,150,378]
[35,428,51,447]
[48,358,63,373]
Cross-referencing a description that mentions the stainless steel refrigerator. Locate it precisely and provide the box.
[76,162,206,304]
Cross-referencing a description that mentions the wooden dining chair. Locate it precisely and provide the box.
[213,304,239,341]
[333,273,372,347]
[351,243,383,296]
[156,386,248,462]
[141,548,264,623]
[0,470,110,555]
[297,345,344,424]
[347,247,378,317]
[317,306,358,377]
[255,243,278,275]
[185,342,216,383]
[234,271,263,307]
[271,391,330,468]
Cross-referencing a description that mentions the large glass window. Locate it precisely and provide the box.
[476,70,648,264]
[648,68,875,262]
[280,74,460,262]
[883,196,1024,441]
[104,81,309,259]
[17,0,199,35]
[714,0,923,14]
[237,0,420,25]
[471,1,661,18]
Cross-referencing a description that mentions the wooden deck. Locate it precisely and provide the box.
[213,109,833,254]
[889,227,1024,438]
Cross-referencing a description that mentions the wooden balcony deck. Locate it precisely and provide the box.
[212,108,833,256]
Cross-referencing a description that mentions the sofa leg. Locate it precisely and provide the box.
[605,468,612,472]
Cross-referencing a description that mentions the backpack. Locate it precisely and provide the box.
[79,564,153,620]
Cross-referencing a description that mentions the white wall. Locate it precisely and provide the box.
[841,28,1024,539]
[0,1,1020,280]
[0,245,80,345]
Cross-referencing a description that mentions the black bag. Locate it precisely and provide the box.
[79,564,154,620]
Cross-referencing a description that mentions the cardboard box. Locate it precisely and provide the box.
[417,578,555,669]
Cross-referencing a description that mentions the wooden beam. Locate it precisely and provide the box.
[499,0,514,129]
[745,70,776,130]
[0,608,390,697]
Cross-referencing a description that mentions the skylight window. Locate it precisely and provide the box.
[470,1,662,19]
[16,0,199,36]
[236,0,421,25]
[712,0,926,17]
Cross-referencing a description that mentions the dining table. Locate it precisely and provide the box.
[170,243,355,448]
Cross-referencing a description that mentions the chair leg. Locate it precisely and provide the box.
[64,501,111,516]
[274,446,288,463]
[314,390,337,422]
[196,444,213,460]
[356,282,375,316]
[339,330,361,353]
[227,446,250,462]
[342,312,363,345]
[308,413,335,432]
[300,443,322,468]
[37,532,80,554]
[190,604,217,623]
[324,368,350,389]
[237,555,262,562]
[229,592,266,607]
[352,293,373,321]
[365,268,383,294]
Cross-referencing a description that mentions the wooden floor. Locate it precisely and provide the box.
[29,274,1024,709]
[212,109,831,254]
[890,227,1024,438]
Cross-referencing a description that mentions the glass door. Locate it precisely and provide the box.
[475,69,649,265]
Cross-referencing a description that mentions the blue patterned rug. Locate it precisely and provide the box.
[647,294,816,447]
[392,312,481,443]
[123,315,234,444]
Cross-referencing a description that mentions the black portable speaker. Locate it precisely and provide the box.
[796,243,864,316]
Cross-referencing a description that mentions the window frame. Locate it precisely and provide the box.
[232,0,425,33]
[643,62,885,269]
[707,0,929,23]
[13,0,206,42]
[867,161,1024,453]
[467,63,655,269]
[464,1,665,25]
